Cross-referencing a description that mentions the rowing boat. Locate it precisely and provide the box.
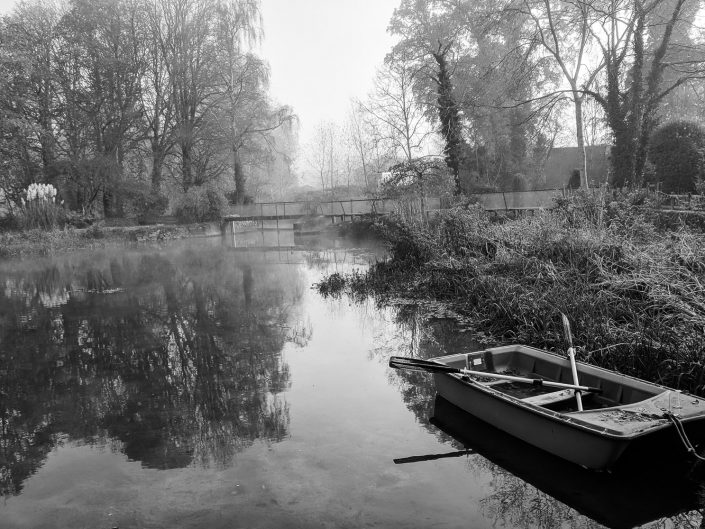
[391,345,705,470]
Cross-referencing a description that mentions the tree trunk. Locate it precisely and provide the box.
[233,148,246,204]
[151,147,164,191]
[574,95,589,189]
[102,186,113,218]
[360,153,369,189]
[181,142,192,190]
[610,126,636,188]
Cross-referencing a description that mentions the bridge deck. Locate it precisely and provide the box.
[221,213,380,222]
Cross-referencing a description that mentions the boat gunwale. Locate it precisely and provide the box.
[440,344,676,393]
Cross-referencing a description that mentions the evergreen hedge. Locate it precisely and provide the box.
[648,120,705,193]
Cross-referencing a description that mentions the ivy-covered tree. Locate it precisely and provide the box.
[433,44,464,194]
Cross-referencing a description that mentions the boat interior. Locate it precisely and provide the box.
[446,347,665,413]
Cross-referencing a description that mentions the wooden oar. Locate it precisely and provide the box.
[389,356,602,394]
[393,449,475,464]
[562,313,584,411]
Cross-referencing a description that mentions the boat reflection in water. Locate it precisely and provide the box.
[429,395,705,529]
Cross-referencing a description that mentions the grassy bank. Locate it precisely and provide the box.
[0,222,220,259]
[318,191,705,395]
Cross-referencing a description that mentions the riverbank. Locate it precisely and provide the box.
[317,190,705,394]
[0,221,222,259]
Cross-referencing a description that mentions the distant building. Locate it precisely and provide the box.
[541,145,610,189]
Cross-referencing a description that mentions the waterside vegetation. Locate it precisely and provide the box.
[318,191,705,395]
[0,222,219,259]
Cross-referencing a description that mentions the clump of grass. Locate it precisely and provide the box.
[317,193,705,395]
[317,272,347,296]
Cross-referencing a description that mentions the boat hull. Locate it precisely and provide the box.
[434,371,630,469]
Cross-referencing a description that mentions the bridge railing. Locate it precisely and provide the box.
[224,197,442,219]
[223,190,589,220]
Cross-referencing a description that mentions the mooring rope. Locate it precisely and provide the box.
[664,411,705,462]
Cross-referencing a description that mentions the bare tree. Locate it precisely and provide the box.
[158,0,224,190]
[358,60,434,163]
[306,121,334,191]
[142,0,176,191]
[347,103,371,189]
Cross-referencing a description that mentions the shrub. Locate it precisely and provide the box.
[84,223,105,239]
[376,215,435,267]
[225,190,254,205]
[648,120,705,193]
[383,157,454,197]
[173,186,227,223]
[568,169,581,189]
[509,172,529,192]
[123,182,169,223]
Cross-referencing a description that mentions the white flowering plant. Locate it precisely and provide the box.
[17,183,64,230]
[25,183,58,203]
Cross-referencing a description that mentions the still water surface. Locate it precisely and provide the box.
[0,234,703,528]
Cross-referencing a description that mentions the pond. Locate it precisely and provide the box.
[0,232,703,528]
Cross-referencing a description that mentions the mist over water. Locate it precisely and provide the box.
[0,237,702,528]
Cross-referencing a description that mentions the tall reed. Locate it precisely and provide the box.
[16,200,65,230]
[15,183,64,230]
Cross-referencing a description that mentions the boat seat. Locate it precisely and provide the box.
[522,389,577,407]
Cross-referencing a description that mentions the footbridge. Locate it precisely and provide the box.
[220,190,566,232]
[221,197,442,225]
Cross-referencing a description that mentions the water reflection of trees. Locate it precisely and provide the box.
[383,305,705,529]
[369,304,479,439]
[0,245,308,496]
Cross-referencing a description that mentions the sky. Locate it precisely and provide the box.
[0,0,399,172]
[259,0,398,143]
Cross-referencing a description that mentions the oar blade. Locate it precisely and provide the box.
[388,356,458,374]
[561,312,574,349]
